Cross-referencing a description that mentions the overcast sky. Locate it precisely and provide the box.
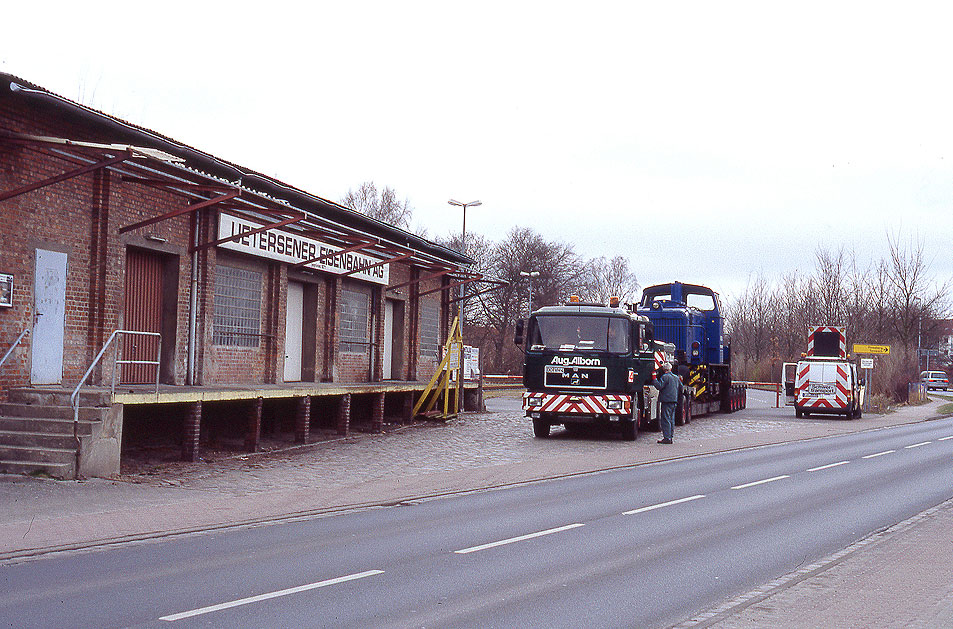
[3,2,951,302]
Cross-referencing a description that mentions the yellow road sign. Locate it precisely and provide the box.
[853,343,890,355]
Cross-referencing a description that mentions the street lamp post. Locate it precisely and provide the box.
[448,199,481,412]
[520,270,539,316]
[914,297,922,371]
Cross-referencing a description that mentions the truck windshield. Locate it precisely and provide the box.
[528,315,629,353]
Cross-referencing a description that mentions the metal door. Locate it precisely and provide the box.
[284,282,304,382]
[123,249,163,384]
[31,249,67,384]
[383,299,395,379]
[782,362,797,405]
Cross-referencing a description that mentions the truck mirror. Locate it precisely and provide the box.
[514,319,525,346]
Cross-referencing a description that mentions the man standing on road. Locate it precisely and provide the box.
[652,362,680,444]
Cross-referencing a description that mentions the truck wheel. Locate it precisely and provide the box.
[685,399,692,424]
[675,400,685,426]
[795,407,803,418]
[621,419,637,441]
[533,418,551,438]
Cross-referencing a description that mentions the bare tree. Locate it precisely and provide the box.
[580,256,640,304]
[467,227,586,373]
[341,181,413,229]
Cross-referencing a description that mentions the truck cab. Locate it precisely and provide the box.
[516,301,662,440]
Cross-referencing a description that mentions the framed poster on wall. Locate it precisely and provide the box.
[0,273,11,307]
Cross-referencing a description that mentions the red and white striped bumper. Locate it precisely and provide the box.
[523,392,631,415]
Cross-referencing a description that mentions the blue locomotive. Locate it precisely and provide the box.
[635,281,743,415]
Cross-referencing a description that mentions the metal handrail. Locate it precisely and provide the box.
[71,330,161,473]
[0,329,29,371]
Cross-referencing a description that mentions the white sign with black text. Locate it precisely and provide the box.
[217,213,389,285]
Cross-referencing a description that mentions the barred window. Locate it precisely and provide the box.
[419,300,440,358]
[213,265,262,347]
[339,285,370,354]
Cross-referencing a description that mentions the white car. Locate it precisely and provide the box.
[920,371,950,391]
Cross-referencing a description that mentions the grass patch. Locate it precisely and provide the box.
[937,403,953,415]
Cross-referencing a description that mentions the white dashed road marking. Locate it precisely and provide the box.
[454,523,585,554]
[731,475,790,490]
[159,570,385,621]
[905,441,931,449]
[623,495,706,516]
[807,461,850,472]
[862,450,895,459]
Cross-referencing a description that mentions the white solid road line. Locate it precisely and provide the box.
[159,570,385,622]
[623,495,705,516]
[862,450,895,459]
[731,475,790,490]
[454,523,585,554]
[807,461,850,472]
[905,441,931,449]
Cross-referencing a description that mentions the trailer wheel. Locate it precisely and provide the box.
[685,398,692,424]
[533,418,551,438]
[675,398,685,426]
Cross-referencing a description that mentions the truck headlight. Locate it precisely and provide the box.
[528,396,544,406]
[606,399,623,410]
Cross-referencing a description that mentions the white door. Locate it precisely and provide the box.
[383,299,394,379]
[32,249,68,384]
[284,282,304,382]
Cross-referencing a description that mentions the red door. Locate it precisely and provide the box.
[122,249,163,384]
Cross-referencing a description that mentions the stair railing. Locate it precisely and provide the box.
[71,330,161,471]
[0,329,29,372]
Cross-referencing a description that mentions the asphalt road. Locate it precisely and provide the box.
[2,410,952,628]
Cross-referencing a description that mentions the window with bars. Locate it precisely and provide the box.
[339,285,370,354]
[213,265,262,347]
[419,300,441,358]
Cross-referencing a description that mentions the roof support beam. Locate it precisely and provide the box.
[195,211,306,252]
[342,252,412,276]
[0,153,129,202]
[418,274,483,297]
[291,239,376,269]
[449,282,507,303]
[119,190,240,233]
[386,268,453,291]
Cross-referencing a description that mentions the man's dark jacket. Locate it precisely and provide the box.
[652,371,681,404]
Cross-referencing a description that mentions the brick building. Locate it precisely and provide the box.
[0,73,481,478]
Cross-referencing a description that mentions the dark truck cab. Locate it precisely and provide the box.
[515,301,666,440]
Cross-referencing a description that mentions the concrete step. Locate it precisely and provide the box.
[8,388,111,408]
[0,459,74,479]
[0,444,76,464]
[0,403,106,421]
[0,430,78,449]
[0,416,96,436]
